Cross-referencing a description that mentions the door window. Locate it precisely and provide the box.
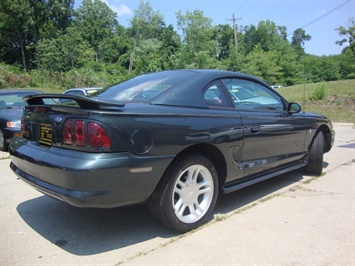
[222,79,284,111]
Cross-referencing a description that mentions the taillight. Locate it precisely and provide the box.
[74,120,85,146]
[34,107,46,113]
[88,122,111,148]
[63,120,111,148]
[63,120,73,144]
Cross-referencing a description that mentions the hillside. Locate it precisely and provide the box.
[277,80,355,124]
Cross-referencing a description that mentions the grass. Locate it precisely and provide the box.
[276,79,355,124]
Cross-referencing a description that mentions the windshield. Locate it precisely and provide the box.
[96,71,198,103]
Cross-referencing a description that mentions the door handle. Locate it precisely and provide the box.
[250,125,261,133]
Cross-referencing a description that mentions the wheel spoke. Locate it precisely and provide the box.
[186,167,198,183]
[197,180,211,194]
[192,202,203,215]
[191,167,200,182]
[176,179,186,189]
[174,198,184,213]
[178,202,188,217]
[175,180,186,196]
[188,204,198,217]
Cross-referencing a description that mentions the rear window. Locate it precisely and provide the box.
[96,71,198,103]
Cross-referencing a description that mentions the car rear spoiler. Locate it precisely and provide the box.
[23,94,126,109]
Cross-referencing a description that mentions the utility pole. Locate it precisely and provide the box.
[227,14,242,55]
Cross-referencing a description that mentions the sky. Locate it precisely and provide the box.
[74,0,355,56]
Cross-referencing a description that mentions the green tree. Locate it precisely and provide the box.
[291,28,311,56]
[276,42,304,85]
[134,38,162,73]
[176,9,218,68]
[127,1,168,73]
[36,27,95,72]
[0,0,75,70]
[242,20,287,54]
[242,44,283,84]
[158,25,181,70]
[336,18,355,53]
[336,49,355,79]
[40,0,75,39]
[129,1,165,40]
[336,18,355,78]
[0,0,36,70]
[76,0,120,62]
[213,24,234,61]
[301,55,340,82]
[240,20,303,84]
[98,27,131,65]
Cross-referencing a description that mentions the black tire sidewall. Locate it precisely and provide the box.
[306,132,324,175]
[0,129,7,151]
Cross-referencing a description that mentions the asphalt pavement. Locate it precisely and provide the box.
[0,123,354,265]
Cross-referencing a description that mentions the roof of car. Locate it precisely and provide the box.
[168,69,271,87]
[160,69,268,82]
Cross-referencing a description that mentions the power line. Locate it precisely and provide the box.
[300,0,350,30]
[253,0,287,24]
[288,0,352,36]
[231,0,248,15]
[240,0,262,18]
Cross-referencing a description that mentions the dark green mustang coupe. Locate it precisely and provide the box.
[9,70,334,232]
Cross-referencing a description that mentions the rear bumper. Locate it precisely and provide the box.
[9,138,174,208]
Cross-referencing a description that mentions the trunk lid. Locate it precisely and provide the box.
[21,94,126,152]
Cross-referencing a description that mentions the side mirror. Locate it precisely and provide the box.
[288,102,302,113]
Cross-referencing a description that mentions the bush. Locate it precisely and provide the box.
[0,64,8,88]
[0,63,33,88]
[309,84,326,101]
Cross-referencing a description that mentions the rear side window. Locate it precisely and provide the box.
[203,82,230,107]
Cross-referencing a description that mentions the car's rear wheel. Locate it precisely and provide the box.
[148,154,219,232]
[305,131,324,175]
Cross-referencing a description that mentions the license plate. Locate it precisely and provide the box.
[39,124,52,146]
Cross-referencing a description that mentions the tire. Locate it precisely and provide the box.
[0,129,7,151]
[147,154,219,233]
[305,131,324,175]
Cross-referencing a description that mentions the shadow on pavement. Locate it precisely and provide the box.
[215,169,304,214]
[17,197,177,255]
[16,168,309,256]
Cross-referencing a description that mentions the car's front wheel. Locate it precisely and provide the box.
[148,154,219,232]
[0,129,7,151]
[305,131,324,175]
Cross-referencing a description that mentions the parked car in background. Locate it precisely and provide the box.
[9,70,334,232]
[58,87,103,103]
[270,85,285,89]
[63,87,102,96]
[0,89,44,151]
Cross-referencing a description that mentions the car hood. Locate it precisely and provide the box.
[0,108,23,122]
[302,110,331,121]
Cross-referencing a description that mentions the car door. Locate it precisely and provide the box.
[222,78,307,177]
